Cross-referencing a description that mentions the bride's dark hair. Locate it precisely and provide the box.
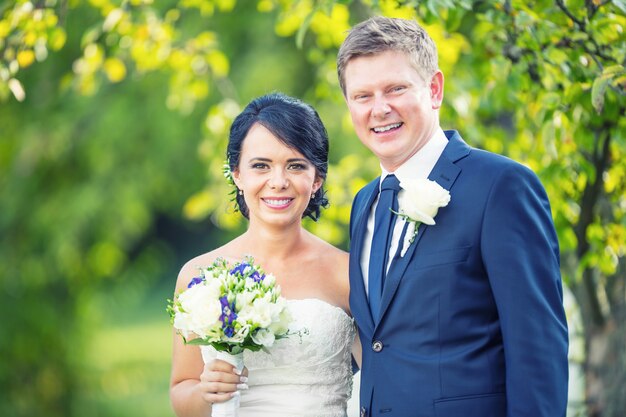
[227,93,329,221]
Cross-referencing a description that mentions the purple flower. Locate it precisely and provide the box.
[219,295,238,337]
[250,270,265,283]
[187,276,203,288]
[220,296,230,308]
[230,263,249,276]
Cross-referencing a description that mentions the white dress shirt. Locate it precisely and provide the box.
[360,128,449,296]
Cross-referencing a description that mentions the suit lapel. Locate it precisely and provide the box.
[376,131,470,325]
[349,179,380,331]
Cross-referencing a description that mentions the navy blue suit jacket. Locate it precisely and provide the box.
[349,131,568,417]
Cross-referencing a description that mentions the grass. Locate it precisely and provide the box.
[77,286,176,417]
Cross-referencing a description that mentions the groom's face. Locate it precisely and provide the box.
[343,49,443,172]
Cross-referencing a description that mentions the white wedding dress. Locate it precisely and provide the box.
[202,298,356,417]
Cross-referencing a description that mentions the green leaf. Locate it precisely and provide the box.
[557,227,578,252]
[602,64,625,77]
[426,0,440,19]
[296,7,316,49]
[591,65,625,113]
[445,7,464,32]
[244,344,263,352]
[185,338,209,346]
[80,26,101,48]
[320,0,338,15]
[613,0,626,14]
[591,75,610,113]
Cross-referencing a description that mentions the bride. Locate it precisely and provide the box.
[170,93,360,417]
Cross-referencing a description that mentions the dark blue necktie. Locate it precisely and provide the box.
[368,174,400,320]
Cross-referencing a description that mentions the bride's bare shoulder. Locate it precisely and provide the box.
[174,244,242,291]
[309,234,348,268]
[306,234,350,307]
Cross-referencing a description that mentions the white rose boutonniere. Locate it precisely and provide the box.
[395,179,451,257]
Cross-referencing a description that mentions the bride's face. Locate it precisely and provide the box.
[233,123,322,227]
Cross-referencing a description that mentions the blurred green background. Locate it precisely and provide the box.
[1,1,625,416]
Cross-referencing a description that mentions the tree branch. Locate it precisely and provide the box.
[575,126,613,327]
[584,0,599,20]
[558,0,616,66]
[58,0,69,26]
[581,269,604,326]
[557,0,585,30]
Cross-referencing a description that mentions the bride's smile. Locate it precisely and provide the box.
[261,198,294,209]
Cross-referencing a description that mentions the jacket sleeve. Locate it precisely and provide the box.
[480,163,569,417]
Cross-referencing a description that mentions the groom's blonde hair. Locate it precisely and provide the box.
[337,16,439,95]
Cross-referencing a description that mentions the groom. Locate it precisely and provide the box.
[339,17,569,417]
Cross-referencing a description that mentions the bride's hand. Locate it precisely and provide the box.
[199,359,249,405]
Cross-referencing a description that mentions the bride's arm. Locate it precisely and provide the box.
[170,339,245,417]
[169,259,247,417]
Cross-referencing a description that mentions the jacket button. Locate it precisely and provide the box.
[360,406,367,417]
[372,340,383,352]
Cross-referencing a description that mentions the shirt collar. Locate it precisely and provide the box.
[380,128,448,188]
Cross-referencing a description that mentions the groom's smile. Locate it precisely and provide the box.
[372,122,403,134]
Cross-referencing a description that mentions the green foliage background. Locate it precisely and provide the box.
[1,1,625,416]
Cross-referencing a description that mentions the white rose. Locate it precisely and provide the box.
[238,295,273,328]
[217,270,231,285]
[236,290,257,310]
[269,296,286,318]
[176,283,222,338]
[262,273,276,289]
[251,328,276,347]
[173,312,192,338]
[200,267,217,280]
[244,277,257,289]
[398,179,451,225]
[269,304,292,336]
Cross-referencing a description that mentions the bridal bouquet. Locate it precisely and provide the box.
[168,256,291,416]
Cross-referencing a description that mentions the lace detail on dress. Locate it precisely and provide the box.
[203,298,356,417]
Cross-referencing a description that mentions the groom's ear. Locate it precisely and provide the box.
[430,70,444,109]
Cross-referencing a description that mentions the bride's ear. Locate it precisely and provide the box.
[232,168,242,189]
[312,176,323,194]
